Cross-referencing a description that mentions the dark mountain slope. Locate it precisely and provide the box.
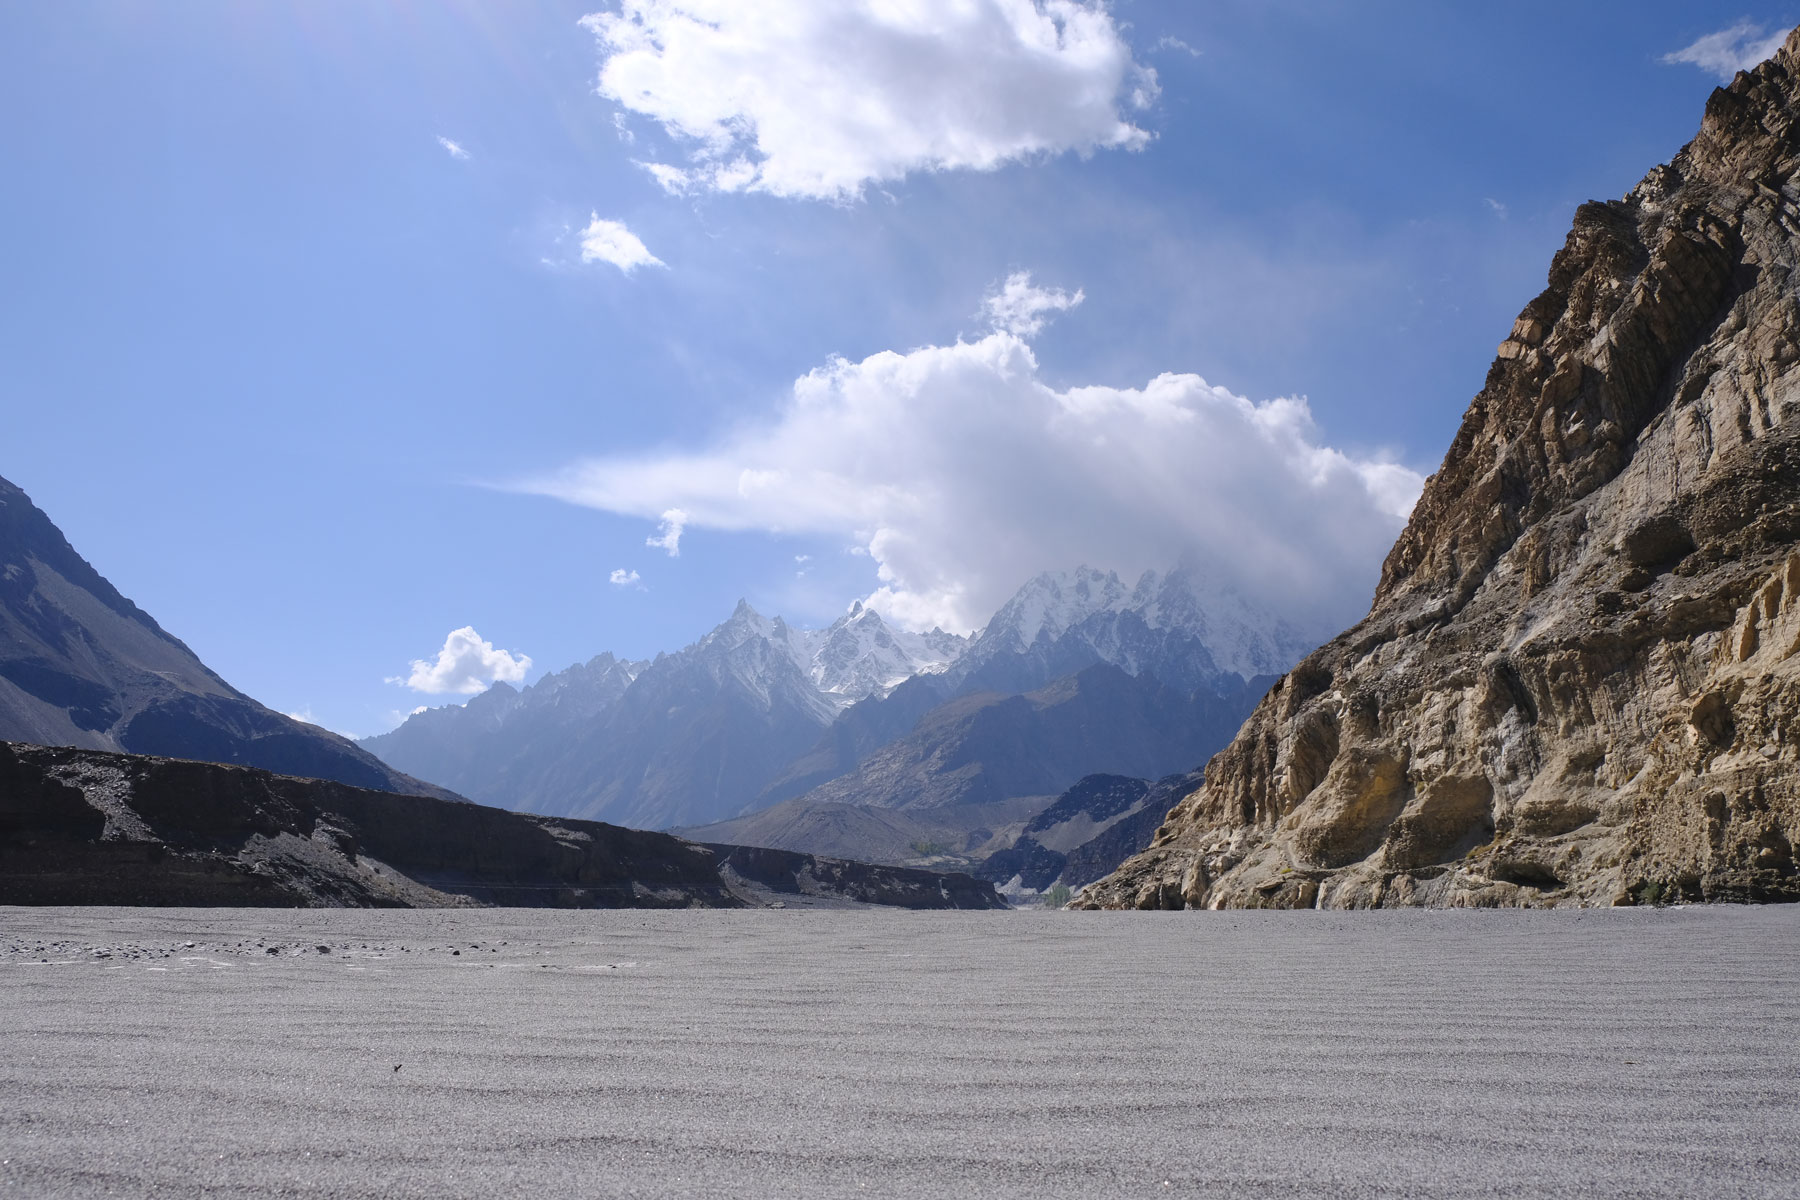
[790,663,1256,813]
[358,653,645,808]
[0,475,450,799]
[974,771,1202,897]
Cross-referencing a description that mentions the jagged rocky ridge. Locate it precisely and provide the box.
[0,742,1004,910]
[679,664,1258,873]
[361,601,965,829]
[771,664,1250,813]
[974,771,1201,899]
[751,564,1301,809]
[366,564,1300,833]
[1081,39,1800,910]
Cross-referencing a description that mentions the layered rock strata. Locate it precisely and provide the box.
[0,742,1005,910]
[1081,35,1800,910]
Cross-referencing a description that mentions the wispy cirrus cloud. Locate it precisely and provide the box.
[436,135,470,160]
[1662,20,1792,82]
[580,0,1157,202]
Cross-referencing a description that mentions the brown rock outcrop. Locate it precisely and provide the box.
[1078,33,1800,910]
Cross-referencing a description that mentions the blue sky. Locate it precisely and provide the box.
[2,2,1790,736]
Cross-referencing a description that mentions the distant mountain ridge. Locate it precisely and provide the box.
[752,564,1304,808]
[951,564,1315,694]
[363,562,1313,834]
[362,599,965,829]
[777,664,1254,813]
[0,474,450,800]
[973,771,1201,899]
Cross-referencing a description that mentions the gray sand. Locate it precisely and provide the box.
[2,906,1797,1199]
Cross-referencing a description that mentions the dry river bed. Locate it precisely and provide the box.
[1,905,1797,1199]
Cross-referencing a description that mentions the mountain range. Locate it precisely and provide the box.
[362,600,965,829]
[361,562,1312,854]
[0,462,1290,905]
[0,476,1001,910]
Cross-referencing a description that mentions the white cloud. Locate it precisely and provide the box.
[983,271,1084,337]
[579,0,1157,202]
[437,136,470,160]
[522,280,1424,635]
[390,627,532,695]
[646,508,687,556]
[610,567,644,587]
[1484,198,1508,220]
[1155,36,1200,58]
[579,213,665,273]
[1662,21,1792,82]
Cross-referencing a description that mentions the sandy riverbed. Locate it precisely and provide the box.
[2,905,1796,1198]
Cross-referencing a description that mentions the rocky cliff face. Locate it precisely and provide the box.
[1080,36,1800,910]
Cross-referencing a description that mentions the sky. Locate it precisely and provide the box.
[2,2,1792,737]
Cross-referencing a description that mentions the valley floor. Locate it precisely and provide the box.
[2,906,1797,1198]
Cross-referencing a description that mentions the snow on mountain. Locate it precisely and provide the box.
[805,601,967,700]
[361,563,1308,829]
[673,600,840,725]
[958,562,1318,691]
[701,597,967,704]
[971,565,1134,654]
[1126,563,1319,681]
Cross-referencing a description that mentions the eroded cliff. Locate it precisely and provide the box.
[1080,34,1800,910]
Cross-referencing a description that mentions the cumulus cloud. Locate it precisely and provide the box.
[1663,21,1791,81]
[437,136,471,160]
[646,508,687,556]
[983,271,1084,337]
[579,0,1157,202]
[391,627,532,695]
[521,281,1424,635]
[610,567,644,587]
[579,213,665,273]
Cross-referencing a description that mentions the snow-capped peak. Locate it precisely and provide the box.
[965,562,1318,687]
[976,565,1135,652]
[687,597,966,705]
[806,602,967,699]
